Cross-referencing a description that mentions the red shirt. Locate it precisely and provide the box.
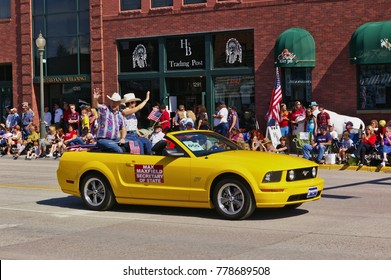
[64,130,77,141]
[160,110,170,130]
[363,133,376,147]
[279,111,290,128]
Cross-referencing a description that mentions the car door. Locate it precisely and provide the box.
[121,154,191,202]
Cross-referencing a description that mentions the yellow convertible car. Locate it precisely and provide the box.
[57,131,324,220]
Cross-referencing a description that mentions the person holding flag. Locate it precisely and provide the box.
[266,67,282,127]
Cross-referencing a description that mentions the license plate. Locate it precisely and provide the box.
[307,187,318,198]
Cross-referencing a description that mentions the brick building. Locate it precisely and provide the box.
[0,0,390,131]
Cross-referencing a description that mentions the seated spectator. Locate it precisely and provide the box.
[276,136,289,154]
[379,126,391,167]
[328,124,338,140]
[302,125,332,163]
[7,125,22,156]
[63,124,85,147]
[229,127,244,143]
[80,126,96,145]
[351,125,376,166]
[149,124,165,148]
[260,138,277,153]
[47,128,65,158]
[251,134,261,151]
[26,140,40,160]
[338,132,354,164]
[14,124,40,159]
[39,125,56,157]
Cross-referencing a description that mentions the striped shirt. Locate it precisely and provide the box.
[96,104,124,140]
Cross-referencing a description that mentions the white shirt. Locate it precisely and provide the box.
[215,107,228,126]
[124,113,138,131]
[150,131,166,147]
[54,108,63,123]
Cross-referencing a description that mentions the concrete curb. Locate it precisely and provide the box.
[318,163,391,173]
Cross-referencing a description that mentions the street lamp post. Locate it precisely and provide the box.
[35,33,46,139]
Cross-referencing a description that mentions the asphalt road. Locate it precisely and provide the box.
[0,157,390,260]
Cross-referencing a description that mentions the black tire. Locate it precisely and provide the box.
[80,172,115,211]
[284,203,303,210]
[212,177,255,220]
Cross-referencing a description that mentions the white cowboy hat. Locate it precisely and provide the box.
[106,92,123,102]
[122,93,141,103]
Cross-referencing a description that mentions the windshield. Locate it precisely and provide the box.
[174,132,242,157]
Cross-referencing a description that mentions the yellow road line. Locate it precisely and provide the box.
[0,183,60,191]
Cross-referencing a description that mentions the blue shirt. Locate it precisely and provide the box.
[315,132,332,144]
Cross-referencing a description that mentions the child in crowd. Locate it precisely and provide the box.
[149,124,165,148]
[80,126,96,144]
[379,126,391,167]
[80,108,90,132]
[26,141,39,160]
[276,136,289,154]
[338,131,354,164]
[261,138,277,153]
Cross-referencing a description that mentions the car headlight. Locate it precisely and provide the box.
[287,170,295,181]
[311,167,317,178]
[262,171,282,183]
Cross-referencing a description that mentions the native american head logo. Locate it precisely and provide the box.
[225,38,242,64]
[132,44,147,68]
[381,38,391,51]
[278,48,296,64]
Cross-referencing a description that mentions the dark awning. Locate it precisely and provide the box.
[350,21,391,64]
[274,28,316,67]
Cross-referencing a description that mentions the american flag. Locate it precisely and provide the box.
[147,107,162,122]
[128,140,141,154]
[266,67,282,123]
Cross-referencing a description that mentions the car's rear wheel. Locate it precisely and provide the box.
[212,177,255,220]
[80,173,115,211]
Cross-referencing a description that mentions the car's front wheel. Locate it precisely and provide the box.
[212,177,255,220]
[80,173,115,211]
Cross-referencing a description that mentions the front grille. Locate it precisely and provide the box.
[287,191,322,202]
[286,167,317,181]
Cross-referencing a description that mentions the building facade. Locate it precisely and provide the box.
[1,0,391,130]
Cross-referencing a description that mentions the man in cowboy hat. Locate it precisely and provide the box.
[92,88,126,153]
[122,91,152,154]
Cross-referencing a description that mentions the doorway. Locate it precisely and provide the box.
[166,77,206,113]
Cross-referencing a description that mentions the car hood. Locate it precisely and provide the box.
[205,150,316,170]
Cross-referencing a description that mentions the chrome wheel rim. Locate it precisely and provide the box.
[83,178,106,207]
[217,183,244,215]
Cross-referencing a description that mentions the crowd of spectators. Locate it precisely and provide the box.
[1,95,390,167]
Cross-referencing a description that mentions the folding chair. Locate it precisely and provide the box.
[292,132,312,157]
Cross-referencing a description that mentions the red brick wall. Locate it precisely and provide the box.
[95,0,391,127]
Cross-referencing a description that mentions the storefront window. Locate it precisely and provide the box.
[166,36,205,70]
[184,0,206,4]
[121,0,141,10]
[213,30,254,68]
[282,68,312,109]
[0,0,10,18]
[214,75,256,130]
[33,0,90,77]
[151,0,173,8]
[358,64,391,110]
[166,77,206,112]
[118,40,159,73]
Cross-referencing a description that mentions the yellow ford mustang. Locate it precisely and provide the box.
[57,131,324,220]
